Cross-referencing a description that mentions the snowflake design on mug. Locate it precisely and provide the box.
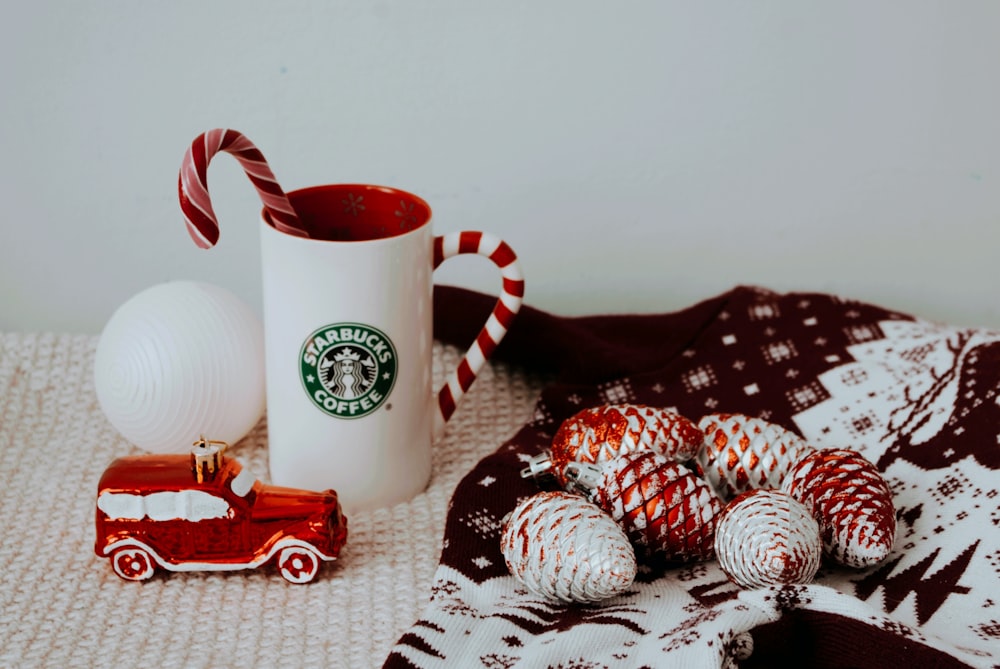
[342,193,366,217]
[395,200,419,230]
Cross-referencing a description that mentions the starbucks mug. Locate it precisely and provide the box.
[260,184,524,512]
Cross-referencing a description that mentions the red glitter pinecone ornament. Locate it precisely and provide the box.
[781,448,896,568]
[696,413,814,499]
[569,451,722,562]
[523,404,704,487]
[714,488,822,589]
[499,491,637,603]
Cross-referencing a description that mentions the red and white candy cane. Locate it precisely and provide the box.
[433,231,524,436]
[179,128,309,248]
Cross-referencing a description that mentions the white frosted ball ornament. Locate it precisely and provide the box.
[94,281,265,453]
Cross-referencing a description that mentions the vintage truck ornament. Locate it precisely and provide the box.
[95,438,347,583]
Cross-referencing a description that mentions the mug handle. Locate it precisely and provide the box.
[432,231,525,438]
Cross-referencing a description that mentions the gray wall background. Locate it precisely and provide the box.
[3,1,998,333]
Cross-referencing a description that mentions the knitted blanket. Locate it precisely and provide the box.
[3,285,997,668]
[386,285,999,669]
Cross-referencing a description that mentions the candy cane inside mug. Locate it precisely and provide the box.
[179,128,309,246]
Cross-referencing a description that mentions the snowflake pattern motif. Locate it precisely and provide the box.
[460,507,502,539]
[682,365,717,393]
[342,192,365,216]
[598,379,634,404]
[395,199,420,230]
[763,339,798,365]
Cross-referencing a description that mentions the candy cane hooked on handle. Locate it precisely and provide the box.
[178,129,309,248]
[433,231,525,438]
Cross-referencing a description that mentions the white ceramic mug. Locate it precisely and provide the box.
[260,184,524,511]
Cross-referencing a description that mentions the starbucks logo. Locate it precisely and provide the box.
[299,323,397,419]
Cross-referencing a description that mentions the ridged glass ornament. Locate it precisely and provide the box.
[94,281,265,453]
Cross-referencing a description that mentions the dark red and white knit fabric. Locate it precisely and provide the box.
[385,285,998,669]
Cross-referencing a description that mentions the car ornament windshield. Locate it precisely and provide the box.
[230,467,257,497]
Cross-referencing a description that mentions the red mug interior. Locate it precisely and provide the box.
[263,184,432,242]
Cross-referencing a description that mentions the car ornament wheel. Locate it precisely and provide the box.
[277,546,320,584]
[112,548,155,581]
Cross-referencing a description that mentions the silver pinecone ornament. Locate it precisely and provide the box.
[781,448,896,568]
[499,491,637,603]
[714,488,822,589]
[697,413,814,499]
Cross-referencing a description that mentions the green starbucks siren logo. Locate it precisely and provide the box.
[300,322,397,419]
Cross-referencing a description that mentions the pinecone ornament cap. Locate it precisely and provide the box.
[584,451,722,563]
[714,488,822,589]
[499,491,637,603]
[781,448,896,568]
[696,413,815,500]
[547,404,704,487]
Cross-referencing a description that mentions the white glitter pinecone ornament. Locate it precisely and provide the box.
[569,451,722,562]
[523,404,704,487]
[500,491,637,603]
[697,413,814,499]
[781,448,896,568]
[714,488,822,589]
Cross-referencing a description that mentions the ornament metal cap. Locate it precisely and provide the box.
[520,451,554,480]
[563,461,604,495]
[191,436,229,483]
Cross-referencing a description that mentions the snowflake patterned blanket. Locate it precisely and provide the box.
[385,285,998,669]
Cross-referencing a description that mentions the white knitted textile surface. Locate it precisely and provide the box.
[0,333,545,669]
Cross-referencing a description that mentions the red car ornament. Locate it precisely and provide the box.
[95,438,348,583]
